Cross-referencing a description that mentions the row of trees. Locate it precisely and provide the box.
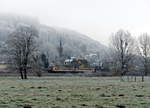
[5,23,150,81]
[109,30,150,81]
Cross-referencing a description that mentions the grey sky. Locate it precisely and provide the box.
[0,0,150,45]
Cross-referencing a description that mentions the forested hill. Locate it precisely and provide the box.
[0,14,106,61]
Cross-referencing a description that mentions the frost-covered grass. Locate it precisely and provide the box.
[0,76,150,108]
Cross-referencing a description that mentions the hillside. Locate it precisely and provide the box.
[0,14,106,61]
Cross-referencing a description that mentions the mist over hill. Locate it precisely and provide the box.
[0,14,106,61]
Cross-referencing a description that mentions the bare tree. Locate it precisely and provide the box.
[32,54,44,77]
[138,33,150,82]
[110,30,136,80]
[7,24,39,79]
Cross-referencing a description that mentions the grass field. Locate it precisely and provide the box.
[0,76,150,108]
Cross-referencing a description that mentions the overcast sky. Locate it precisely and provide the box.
[0,0,150,45]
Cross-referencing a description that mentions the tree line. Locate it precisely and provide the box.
[5,23,150,81]
[108,29,150,81]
